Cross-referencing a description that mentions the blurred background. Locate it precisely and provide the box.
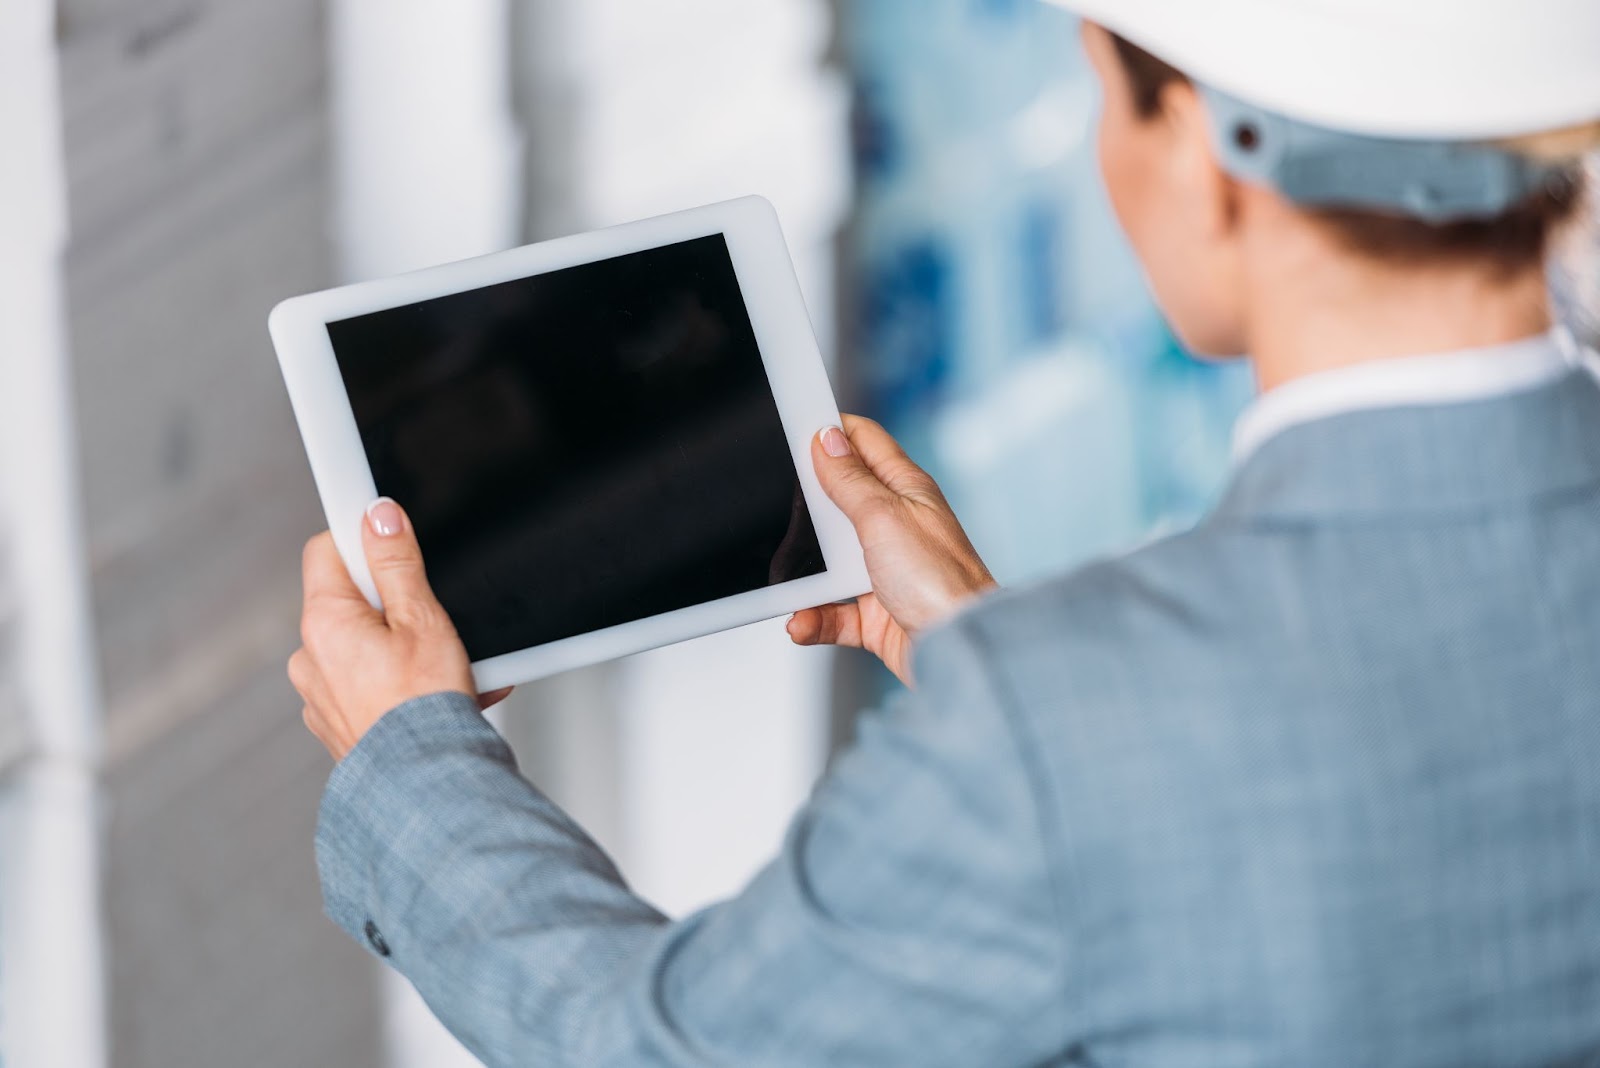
[0,1,1594,1066]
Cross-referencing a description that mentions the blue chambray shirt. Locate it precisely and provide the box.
[317,367,1600,1067]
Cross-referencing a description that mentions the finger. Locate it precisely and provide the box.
[287,648,315,697]
[300,536,382,658]
[785,603,864,649]
[361,498,449,633]
[301,704,342,761]
[812,425,898,525]
[478,687,514,711]
[838,415,940,499]
[303,532,377,612]
[288,647,337,716]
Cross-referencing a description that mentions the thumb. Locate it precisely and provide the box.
[362,497,447,631]
[813,425,896,526]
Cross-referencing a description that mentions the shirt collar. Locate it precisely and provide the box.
[1232,329,1584,467]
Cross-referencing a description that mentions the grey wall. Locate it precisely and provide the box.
[54,0,381,1064]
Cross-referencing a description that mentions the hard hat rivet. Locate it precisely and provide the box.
[1233,122,1261,152]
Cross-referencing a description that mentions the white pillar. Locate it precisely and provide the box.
[510,0,851,917]
[327,3,522,1064]
[0,2,109,1066]
[330,0,522,282]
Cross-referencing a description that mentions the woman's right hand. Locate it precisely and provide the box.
[787,416,997,688]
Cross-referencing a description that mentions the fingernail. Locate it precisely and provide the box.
[820,426,851,458]
[367,498,405,537]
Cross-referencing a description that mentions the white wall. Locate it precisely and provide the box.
[0,2,108,1066]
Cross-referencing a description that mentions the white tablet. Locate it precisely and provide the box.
[269,196,870,691]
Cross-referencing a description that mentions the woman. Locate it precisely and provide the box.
[290,1,1600,1064]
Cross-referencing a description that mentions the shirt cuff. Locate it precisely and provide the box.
[314,691,513,953]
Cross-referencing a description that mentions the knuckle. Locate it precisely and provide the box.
[388,596,448,634]
[878,448,929,481]
[299,611,332,647]
[369,551,421,578]
[836,462,872,483]
[302,532,332,568]
[835,465,885,497]
[287,650,311,689]
[903,478,947,508]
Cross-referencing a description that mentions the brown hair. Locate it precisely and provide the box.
[1108,33,1587,271]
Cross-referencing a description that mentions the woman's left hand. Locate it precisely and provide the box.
[290,498,513,762]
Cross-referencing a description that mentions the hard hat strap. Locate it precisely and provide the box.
[1199,85,1562,224]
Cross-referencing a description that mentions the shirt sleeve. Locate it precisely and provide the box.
[315,619,1070,1067]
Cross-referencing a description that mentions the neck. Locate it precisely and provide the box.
[1245,251,1554,394]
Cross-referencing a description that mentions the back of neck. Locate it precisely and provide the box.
[1246,255,1554,394]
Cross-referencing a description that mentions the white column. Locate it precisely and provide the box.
[0,2,109,1066]
[513,0,851,917]
[327,3,523,1064]
[330,0,522,281]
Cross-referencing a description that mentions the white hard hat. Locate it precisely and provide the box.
[1044,0,1600,141]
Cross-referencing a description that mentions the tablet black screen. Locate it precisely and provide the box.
[327,234,827,662]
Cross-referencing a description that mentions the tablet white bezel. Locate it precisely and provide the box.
[269,195,870,690]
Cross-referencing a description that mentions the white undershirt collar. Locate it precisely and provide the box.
[1232,329,1585,466]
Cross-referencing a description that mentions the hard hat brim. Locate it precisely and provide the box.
[1049,0,1600,141]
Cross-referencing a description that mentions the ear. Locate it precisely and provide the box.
[1163,83,1242,242]
[1156,82,1252,356]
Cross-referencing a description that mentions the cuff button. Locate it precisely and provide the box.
[364,920,392,958]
